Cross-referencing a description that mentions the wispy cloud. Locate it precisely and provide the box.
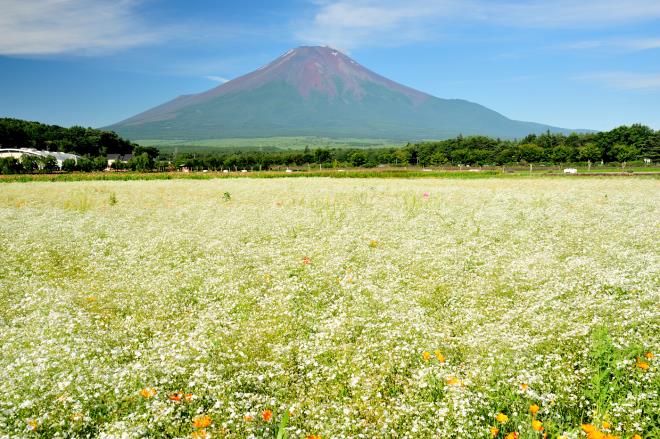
[205,76,230,83]
[564,37,660,51]
[490,0,660,27]
[0,0,163,55]
[297,0,660,49]
[296,0,458,50]
[582,72,660,90]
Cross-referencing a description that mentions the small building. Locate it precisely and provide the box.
[0,148,79,169]
[107,154,133,167]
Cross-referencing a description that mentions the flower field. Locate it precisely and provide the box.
[0,177,658,438]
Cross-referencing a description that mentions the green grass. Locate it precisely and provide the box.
[136,137,403,153]
[2,166,659,184]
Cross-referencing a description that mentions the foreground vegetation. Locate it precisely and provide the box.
[0,178,657,438]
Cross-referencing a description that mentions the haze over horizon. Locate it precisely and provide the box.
[1,0,660,132]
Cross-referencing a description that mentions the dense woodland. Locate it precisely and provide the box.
[167,124,660,170]
[1,118,659,174]
[0,118,135,156]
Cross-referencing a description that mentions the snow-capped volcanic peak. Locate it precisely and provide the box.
[202,46,430,104]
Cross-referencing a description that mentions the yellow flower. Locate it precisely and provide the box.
[244,414,254,422]
[422,351,431,362]
[582,425,597,433]
[529,404,539,415]
[504,432,518,439]
[434,350,446,363]
[495,413,509,424]
[446,376,461,386]
[632,435,642,439]
[191,430,207,439]
[192,415,212,429]
[26,419,38,431]
[369,240,378,248]
[601,421,611,430]
[490,426,499,437]
[520,383,528,392]
[645,351,654,359]
[139,387,157,398]
[636,359,650,370]
[532,420,543,431]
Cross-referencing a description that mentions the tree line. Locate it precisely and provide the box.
[0,118,135,156]
[168,125,659,170]
[1,117,658,174]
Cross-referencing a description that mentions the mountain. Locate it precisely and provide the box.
[109,46,578,140]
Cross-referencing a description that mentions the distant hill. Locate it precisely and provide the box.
[109,46,583,141]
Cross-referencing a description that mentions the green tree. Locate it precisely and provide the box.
[0,157,22,174]
[20,154,39,172]
[40,155,58,172]
[313,148,332,164]
[550,145,576,164]
[518,143,545,163]
[128,153,154,172]
[578,143,602,162]
[610,144,640,165]
[61,159,77,172]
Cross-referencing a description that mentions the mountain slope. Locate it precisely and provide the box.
[109,46,576,140]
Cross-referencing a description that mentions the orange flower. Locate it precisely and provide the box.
[581,424,609,439]
[529,404,539,415]
[520,383,528,392]
[601,421,611,430]
[191,430,207,439]
[434,350,446,363]
[302,256,311,265]
[446,376,461,386]
[532,420,543,431]
[422,351,431,362]
[504,432,518,439]
[169,392,182,402]
[184,393,194,402]
[244,414,254,422]
[490,426,500,437]
[495,413,509,424]
[636,359,650,370]
[306,436,322,439]
[632,435,642,439]
[139,387,157,398]
[192,415,212,429]
[645,351,654,359]
[262,409,273,422]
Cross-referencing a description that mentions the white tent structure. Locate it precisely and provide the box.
[0,148,79,169]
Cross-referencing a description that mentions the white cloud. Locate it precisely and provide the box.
[565,38,660,51]
[205,76,229,83]
[583,72,660,90]
[0,0,162,55]
[491,0,660,27]
[297,0,458,49]
[297,0,660,49]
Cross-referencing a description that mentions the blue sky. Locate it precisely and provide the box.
[1,0,659,131]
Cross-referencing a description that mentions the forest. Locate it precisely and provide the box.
[1,118,659,173]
